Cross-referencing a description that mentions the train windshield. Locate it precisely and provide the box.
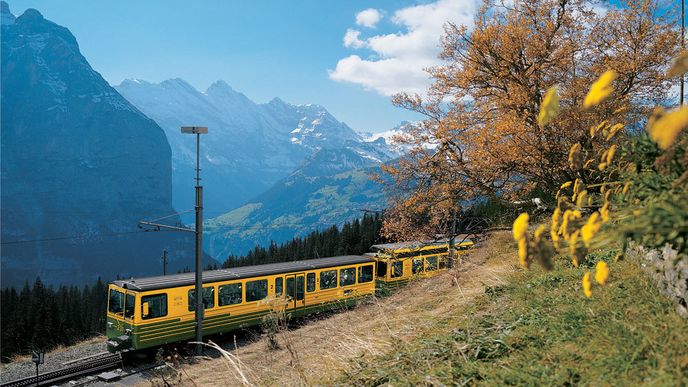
[108,289,124,315]
[124,293,135,319]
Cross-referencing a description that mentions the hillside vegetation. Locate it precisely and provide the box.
[150,232,688,386]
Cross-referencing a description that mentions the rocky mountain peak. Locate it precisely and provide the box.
[1,1,15,25]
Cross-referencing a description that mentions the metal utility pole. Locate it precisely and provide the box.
[181,126,208,356]
[448,210,457,269]
[162,249,168,276]
[140,126,207,357]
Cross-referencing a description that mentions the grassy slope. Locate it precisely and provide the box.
[339,237,688,386]
[148,232,687,386]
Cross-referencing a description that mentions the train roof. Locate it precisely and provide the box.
[371,236,473,251]
[110,255,374,292]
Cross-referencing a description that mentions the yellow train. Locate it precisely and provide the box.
[106,239,474,353]
[367,238,474,289]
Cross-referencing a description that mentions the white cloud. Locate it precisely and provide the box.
[343,29,365,49]
[355,8,382,28]
[330,0,477,96]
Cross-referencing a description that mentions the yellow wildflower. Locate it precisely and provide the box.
[570,230,580,267]
[513,213,529,241]
[538,86,560,127]
[598,162,607,171]
[590,120,608,138]
[584,70,617,108]
[606,124,624,140]
[667,51,688,77]
[606,145,617,165]
[518,238,529,269]
[572,179,585,202]
[647,106,688,150]
[581,212,601,248]
[622,182,631,195]
[595,261,609,286]
[582,272,593,298]
[560,181,572,189]
[568,143,582,169]
[600,202,610,222]
[576,190,588,208]
[551,228,560,249]
[551,208,561,249]
[534,225,546,243]
[559,209,572,239]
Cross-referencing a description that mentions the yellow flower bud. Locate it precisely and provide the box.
[568,143,582,169]
[606,145,617,165]
[576,190,588,208]
[581,212,601,248]
[606,124,624,140]
[584,70,617,108]
[570,230,580,267]
[538,86,560,127]
[647,106,688,150]
[534,225,546,243]
[513,213,529,241]
[595,261,609,286]
[582,272,593,298]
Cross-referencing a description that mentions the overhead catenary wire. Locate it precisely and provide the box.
[0,218,366,245]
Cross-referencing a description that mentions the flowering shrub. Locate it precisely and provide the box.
[515,51,688,298]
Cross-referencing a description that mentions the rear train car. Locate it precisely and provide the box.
[367,238,474,290]
[106,255,376,352]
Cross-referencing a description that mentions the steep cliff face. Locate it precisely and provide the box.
[1,3,195,286]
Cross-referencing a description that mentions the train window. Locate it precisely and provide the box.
[108,289,124,315]
[391,261,404,278]
[358,265,373,283]
[320,270,337,289]
[141,294,167,320]
[306,273,315,292]
[426,256,438,271]
[219,283,242,306]
[296,276,304,301]
[124,293,135,319]
[246,279,268,302]
[188,287,215,311]
[275,277,283,296]
[340,268,356,286]
[412,258,424,274]
[376,261,388,278]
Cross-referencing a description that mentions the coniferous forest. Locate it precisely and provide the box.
[0,214,383,362]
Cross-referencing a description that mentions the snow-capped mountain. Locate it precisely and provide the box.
[116,79,397,217]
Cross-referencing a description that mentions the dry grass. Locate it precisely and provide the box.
[146,232,516,386]
[5,335,107,364]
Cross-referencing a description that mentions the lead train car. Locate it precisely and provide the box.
[106,255,375,352]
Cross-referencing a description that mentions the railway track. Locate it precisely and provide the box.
[0,353,122,387]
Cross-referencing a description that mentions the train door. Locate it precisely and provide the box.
[285,273,305,309]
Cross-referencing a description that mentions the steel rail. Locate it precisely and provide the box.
[0,353,122,387]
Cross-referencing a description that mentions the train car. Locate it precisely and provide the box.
[367,238,474,289]
[106,255,375,353]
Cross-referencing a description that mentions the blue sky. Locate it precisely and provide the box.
[7,0,475,133]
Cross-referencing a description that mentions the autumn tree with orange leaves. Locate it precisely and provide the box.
[380,0,680,241]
